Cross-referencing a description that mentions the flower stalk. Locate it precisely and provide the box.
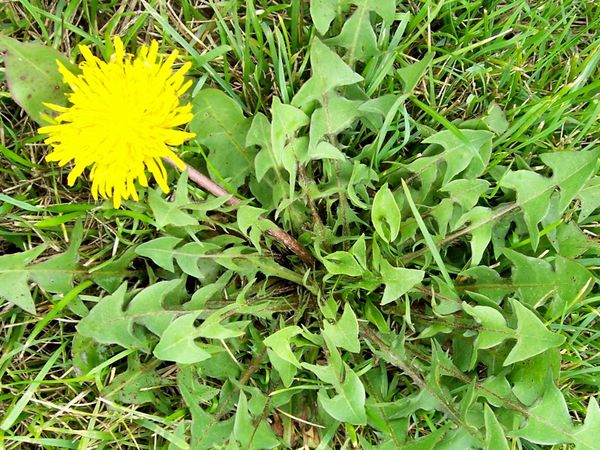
[166,158,315,266]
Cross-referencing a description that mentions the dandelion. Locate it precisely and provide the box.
[38,36,195,208]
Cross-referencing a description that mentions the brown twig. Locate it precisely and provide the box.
[165,158,315,265]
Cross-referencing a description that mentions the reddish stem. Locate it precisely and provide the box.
[165,158,314,265]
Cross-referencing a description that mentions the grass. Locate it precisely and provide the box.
[1,0,599,448]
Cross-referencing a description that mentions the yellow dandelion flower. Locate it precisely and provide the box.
[38,36,195,208]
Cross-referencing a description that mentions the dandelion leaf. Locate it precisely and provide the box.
[233,391,279,449]
[504,249,555,308]
[500,170,553,249]
[423,129,493,185]
[541,149,599,213]
[30,221,82,294]
[379,260,424,305]
[398,52,434,94]
[484,404,510,450]
[153,314,211,364]
[503,299,565,366]
[292,38,363,107]
[463,303,514,350]
[0,36,76,124]
[77,283,146,350]
[318,363,367,425]
[574,397,600,450]
[191,89,253,189]
[323,303,360,353]
[577,176,600,223]
[513,377,575,445]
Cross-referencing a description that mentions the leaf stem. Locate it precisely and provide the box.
[165,158,315,265]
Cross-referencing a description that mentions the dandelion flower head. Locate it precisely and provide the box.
[39,36,195,208]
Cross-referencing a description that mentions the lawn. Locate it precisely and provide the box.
[0,0,599,449]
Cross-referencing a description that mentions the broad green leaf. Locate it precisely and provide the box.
[153,314,211,364]
[347,161,379,209]
[247,113,273,182]
[302,361,339,385]
[323,303,360,353]
[310,0,348,34]
[364,299,389,333]
[0,36,76,124]
[350,234,367,270]
[318,363,367,425]
[308,141,346,161]
[126,280,181,336]
[504,249,555,308]
[500,170,554,249]
[329,6,378,62]
[459,266,506,305]
[30,221,82,294]
[308,95,361,154]
[371,183,401,243]
[186,272,232,310]
[577,176,600,222]
[362,0,396,22]
[503,299,565,366]
[555,222,593,258]
[250,98,308,190]
[135,237,182,272]
[549,255,593,317]
[455,207,493,266]
[233,391,279,449]
[148,189,197,228]
[541,149,598,213]
[505,250,592,317]
[477,375,516,408]
[574,397,600,450]
[0,245,46,313]
[323,251,364,276]
[431,199,454,238]
[435,427,481,450]
[379,260,424,305]
[484,404,510,450]
[174,242,221,281]
[271,97,309,169]
[509,348,561,406]
[397,52,434,94]
[430,275,462,315]
[513,379,575,445]
[267,349,297,388]
[358,94,399,130]
[441,179,489,210]
[197,352,241,381]
[91,248,136,293]
[292,38,363,107]
[197,304,249,340]
[482,102,509,134]
[179,370,233,448]
[137,237,222,282]
[71,333,109,376]
[190,89,253,189]
[77,283,146,349]
[403,155,439,198]
[423,129,494,185]
[331,0,397,61]
[463,303,514,349]
[237,205,266,237]
[263,326,302,367]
